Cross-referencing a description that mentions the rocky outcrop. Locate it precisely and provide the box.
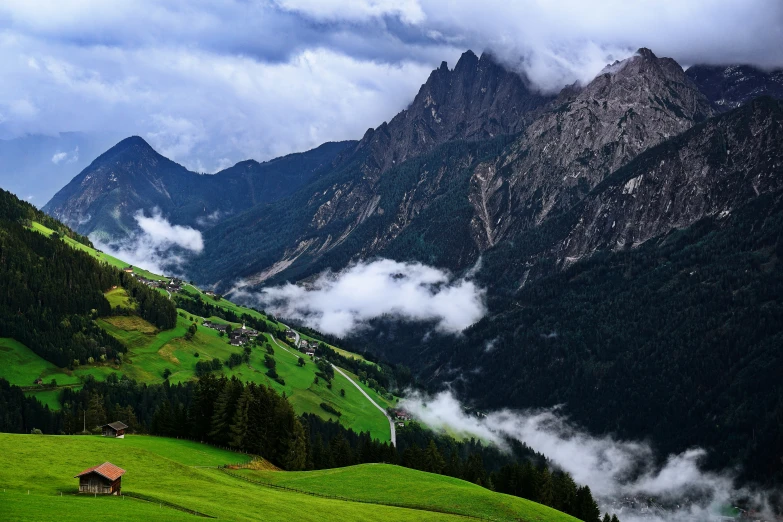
[686,64,783,111]
[468,48,715,250]
[357,50,551,176]
[556,96,783,266]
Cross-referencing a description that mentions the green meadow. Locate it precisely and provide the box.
[0,434,473,522]
[240,463,581,522]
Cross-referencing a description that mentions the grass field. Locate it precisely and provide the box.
[0,337,117,401]
[239,464,580,522]
[105,287,134,309]
[0,434,473,521]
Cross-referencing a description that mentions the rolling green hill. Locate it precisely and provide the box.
[235,463,580,521]
[0,433,576,522]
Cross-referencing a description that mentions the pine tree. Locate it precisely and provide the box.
[229,387,253,449]
[423,439,445,474]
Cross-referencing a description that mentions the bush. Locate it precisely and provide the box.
[30,428,43,435]
[226,352,244,369]
[320,403,341,417]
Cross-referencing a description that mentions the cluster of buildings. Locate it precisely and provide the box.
[122,266,182,293]
[299,339,316,357]
[203,321,260,346]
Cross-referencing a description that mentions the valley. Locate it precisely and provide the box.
[2,5,782,518]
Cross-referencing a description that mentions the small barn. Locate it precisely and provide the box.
[101,421,128,438]
[75,462,126,495]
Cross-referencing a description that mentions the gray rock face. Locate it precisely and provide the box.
[555,96,783,269]
[194,49,733,290]
[468,48,714,250]
[686,64,783,111]
[357,50,551,176]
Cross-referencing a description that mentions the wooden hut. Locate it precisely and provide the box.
[75,462,126,495]
[101,421,128,438]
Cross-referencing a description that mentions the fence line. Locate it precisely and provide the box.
[0,488,215,519]
[218,466,498,521]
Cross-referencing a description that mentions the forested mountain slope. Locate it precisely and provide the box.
[354,98,783,485]
[0,188,175,367]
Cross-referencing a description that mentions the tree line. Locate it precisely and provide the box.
[0,373,616,521]
[0,189,176,368]
[174,293,270,333]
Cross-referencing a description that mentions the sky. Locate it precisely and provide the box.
[1,0,782,200]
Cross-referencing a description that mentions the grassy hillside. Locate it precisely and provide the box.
[18,219,393,440]
[0,433,501,522]
[237,464,580,521]
[31,221,167,281]
[3,314,392,440]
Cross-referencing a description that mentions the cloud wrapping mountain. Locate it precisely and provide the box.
[401,390,774,521]
[92,208,203,275]
[1,0,780,182]
[237,259,486,336]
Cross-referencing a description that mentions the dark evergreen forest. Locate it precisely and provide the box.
[0,188,176,367]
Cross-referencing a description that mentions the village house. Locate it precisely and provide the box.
[33,378,43,385]
[393,409,411,421]
[285,329,296,340]
[122,266,133,273]
[75,462,126,495]
[205,322,228,333]
[101,421,128,438]
[204,291,216,297]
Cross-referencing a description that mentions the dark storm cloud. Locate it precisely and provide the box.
[0,0,781,188]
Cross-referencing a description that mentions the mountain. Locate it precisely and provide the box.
[354,97,783,483]
[357,50,552,176]
[687,63,783,111]
[43,137,353,239]
[37,46,783,485]
[189,48,714,289]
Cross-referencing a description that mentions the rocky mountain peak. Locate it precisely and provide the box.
[357,49,552,176]
[467,50,714,248]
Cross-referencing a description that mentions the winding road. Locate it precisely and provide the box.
[279,324,396,445]
[331,364,396,446]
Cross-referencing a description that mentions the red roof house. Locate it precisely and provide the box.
[74,462,126,495]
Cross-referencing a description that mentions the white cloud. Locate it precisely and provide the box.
[236,259,486,336]
[401,390,775,521]
[134,208,203,252]
[91,208,203,275]
[50,146,78,164]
